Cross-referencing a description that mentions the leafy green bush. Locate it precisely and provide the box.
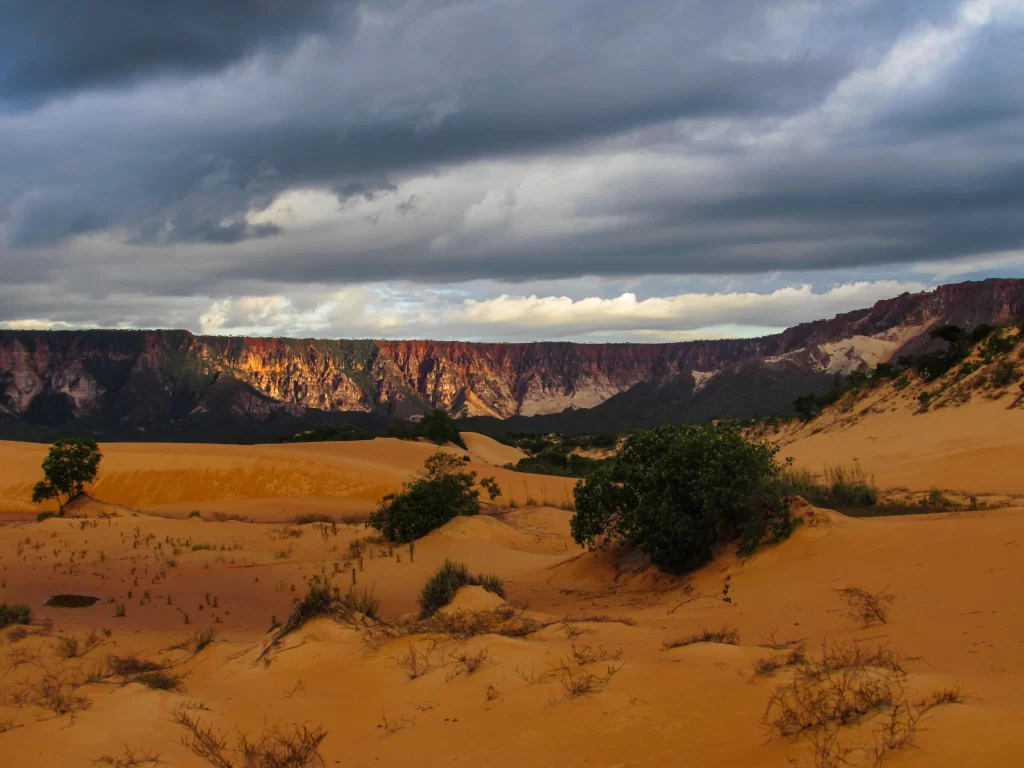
[388,410,467,448]
[0,603,32,628]
[36,511,57,522]
[367,452,501,542]
[506,452,614,478]
[418,409,467,448]
[418,559,505,618]
[570,425,792,574]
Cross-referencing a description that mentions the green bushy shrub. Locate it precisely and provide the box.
[367,452,500,543]
[570,424,792,574]
[418,409,467,448]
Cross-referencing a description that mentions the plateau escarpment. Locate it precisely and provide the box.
[2,279,1023,439]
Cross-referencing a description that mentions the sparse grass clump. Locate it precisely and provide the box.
[342,586,380,621]
[551,656,623,698]
[752,647,807,677]
[836,586,894,627]
[763,643,907,737]
[445,647,492,680]
[779,462,878,509]
[260,573,392,662]
[568,643,623,665]
[92,746,163,767]
[106,654,183,689]
[418,559,506,618]
[108,654,166,680]
[36,669,92,716]
[191,628,217,655]
[410,604,544,640]
[662,625,739,650]
[54,630,104,659]
[0,603,32,628]
[762,642,969,767]
[133,669,185,691]
[175,708,327,768]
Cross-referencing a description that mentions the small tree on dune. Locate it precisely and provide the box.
[31,438,102,515]
[368,451,500,543]
[418,409,467,449]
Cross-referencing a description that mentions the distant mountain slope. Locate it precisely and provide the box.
[2,279,1023,440]
[761,324,1024,495]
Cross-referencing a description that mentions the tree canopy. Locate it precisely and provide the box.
[31,438,102,514]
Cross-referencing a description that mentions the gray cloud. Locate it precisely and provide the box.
[0,0,352,108]
[0,0,1022,338]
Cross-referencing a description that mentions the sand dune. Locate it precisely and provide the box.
[775,391,1024,495]
[0,433,573,522]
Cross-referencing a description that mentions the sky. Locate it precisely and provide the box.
[1,0,1023,342]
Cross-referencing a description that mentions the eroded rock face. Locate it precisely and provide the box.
[2,279,1023,433]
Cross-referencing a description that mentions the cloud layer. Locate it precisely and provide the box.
[1,0,1022,339]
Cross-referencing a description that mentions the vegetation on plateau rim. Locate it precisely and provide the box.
[792,320,1024,421]
[280,408,467,449]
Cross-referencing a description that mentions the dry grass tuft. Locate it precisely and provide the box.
[174,708,326,768]
[391,642,440,680]
[763,644,908,736]
[761,642,968,767]
[918,685,967,713]
[662,626,739,650]
[108,654,184,691]
[191,628,217,655]
[551,658,623,698]
[54,630,104,660]
[405,605,546,641]
[751,647,807,678]
[92,746,164,767]
[836,587,895,627]
[569,643,623,665]
[445,647,492,681]
[259,572,396,663]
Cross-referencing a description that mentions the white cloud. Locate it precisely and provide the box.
[0,318,85,331]
[189,279,929,342]
[450,281,930,336]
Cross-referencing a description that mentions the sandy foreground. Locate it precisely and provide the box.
[1,431,1023,766]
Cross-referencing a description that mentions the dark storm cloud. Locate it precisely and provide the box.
[0,0,353,108]
[0,0,1021,310]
